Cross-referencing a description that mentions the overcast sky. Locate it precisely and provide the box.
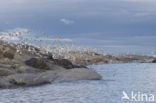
[0,0,156,54]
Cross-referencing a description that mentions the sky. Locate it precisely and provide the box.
[0,0,156,54]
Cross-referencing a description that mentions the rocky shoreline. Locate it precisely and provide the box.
[0,40,156,89]
[56,51,156,66]
[0,40,101,88]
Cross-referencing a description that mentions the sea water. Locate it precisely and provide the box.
[0,63,156,103]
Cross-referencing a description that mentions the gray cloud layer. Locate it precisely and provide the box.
[0,0,156,53]
[1,0,156,20]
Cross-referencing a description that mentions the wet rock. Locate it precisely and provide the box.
[54,59,74,69]
[25,58,50,70]
[72,65,88,69]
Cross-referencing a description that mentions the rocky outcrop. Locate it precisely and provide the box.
[25,58,50,70]
[0,40,156,89]
[54,59,74,69]
[0,68,14,76]
[0,68,101,88]
[61,53,156,65]
[0,41,101,89]
[56,68,102,81]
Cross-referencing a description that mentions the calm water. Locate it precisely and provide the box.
[0,63,156,103]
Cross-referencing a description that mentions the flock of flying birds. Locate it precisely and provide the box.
[0,22,99,59]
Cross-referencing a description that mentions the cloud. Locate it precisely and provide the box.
[60,18,74,24]
[120,0,156,2]
[1,0,156,22]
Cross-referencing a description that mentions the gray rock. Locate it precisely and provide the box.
[56,68,102,82]
[152,59,156,63]
[7,73,56,87]
[2,68,101,88]
[0,68,14,76]
[0,78,12,88]
[54,59,74,69]
[144,58,156,63]
[15,65,44,73]
[25,58,50,70]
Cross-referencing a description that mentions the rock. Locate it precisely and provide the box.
[42,52,54,60]
[7,73,55,87]
[25,58,50,70]
[0,68,14,76]
[6,70,59,87]
[0,78,13,88]
[0,45,16,59]
[151,59,156,63]
[56,68,102,82]
[0,41,102,89]
[3,50,15,59]
[72,65,88,69]
[15,65,43,73]
[144,58,156,63]
[4,68,101,87]
[115,55,156,63]
[54,59,74,69]
[0,58,12,64]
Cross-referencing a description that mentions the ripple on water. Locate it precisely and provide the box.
[0,63,156,103]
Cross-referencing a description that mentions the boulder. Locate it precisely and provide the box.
[6,71,59,87]
[25,58,50,70]
[0,45,16,59]
[0,68,14,76]
[56,68,102,82]
[3,50,15,59]
[7,73,50,87]
[54,59,74,69]
[14,65,43,73]
[4,68,101,88]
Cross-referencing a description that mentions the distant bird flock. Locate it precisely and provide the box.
[0,28,99,60]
